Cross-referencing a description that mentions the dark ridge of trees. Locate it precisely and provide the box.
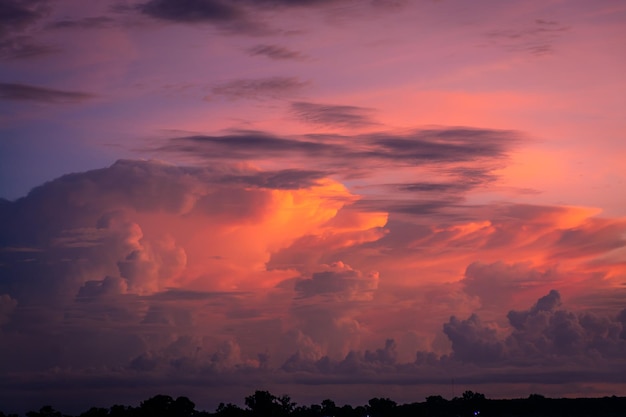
[2,390,626,417]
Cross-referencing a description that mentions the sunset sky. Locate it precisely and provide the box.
[1,0,625,413]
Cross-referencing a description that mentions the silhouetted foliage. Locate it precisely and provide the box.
[214,403,246,417]
[3,390,626,417]
[26,406,63,417]
[245,390,295,417]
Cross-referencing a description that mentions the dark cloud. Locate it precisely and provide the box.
[484,19,569,56]
[0,35,56,59]
[148,289,238,301]
[156,127,519,219]
[76,276,127,300]
[294,265,378,301]
[48,16,115,29]
[159,131,337,159]
[369,128,515,162]
[443,314,504,363]
[136,0,269,34]
[138,0,242,23]
[137,0,352,24]
[399,182,472,193]
[291,101,377,128]
[247,44,304,60]
[0,0,46,27]
[0,82,96,103]
[159,127,519,166]
[210,77,308,100]
[221,168,329,189]
[0,1,55,60]
[445,290,626,365]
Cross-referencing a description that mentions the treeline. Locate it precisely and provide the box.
[2,390,625,417]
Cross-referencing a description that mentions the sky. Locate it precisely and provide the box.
[1,0,626,413]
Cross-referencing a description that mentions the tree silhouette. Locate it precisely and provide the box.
[26,406,63,417]
[320,399,336,417]
[138,394,197,417]
[245,390,295,417]
[367,398,396,417]
[3,390,626,417]
[214,403,246,417]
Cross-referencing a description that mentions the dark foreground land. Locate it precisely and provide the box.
[2,391,625,417]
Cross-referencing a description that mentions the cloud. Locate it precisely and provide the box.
[135,0,269,34]
[247,44,305,60]
[1,159,626,411]
[158,127,520,167]
[461,261,560,313]
[484,19,569,56]
[0,35,56,59]
[0,294,17,327]
[444,290,626,365]
[0,0,46,28]
[155,126,520,219]
[221,169,329,190]
[294,262,379,301]
[209,77,309,101]
[0,0,56,60]
[48,16,115,29]
[0,82,96,103]
[291,101,378,129]
[443,314,504,363]
[138,0,242,23]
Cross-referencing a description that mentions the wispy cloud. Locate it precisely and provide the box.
[0,82,96,103]
[157,127,520,166]
[209,77,308,100]
[48,16,115,30]
[291,101,378,128]
[247,44,305,60]
[484,19,569,56]
[0,36,57,60]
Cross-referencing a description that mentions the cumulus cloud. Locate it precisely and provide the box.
[295,262,379,301]
[444,290,626,365]
[443,314,504,364]
[0,158,387,382]
[1,158,625,411]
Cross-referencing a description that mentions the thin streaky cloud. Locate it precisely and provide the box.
[0,36,58,60]
[291,101,378,128]
[0,82,96,103]
[484,19,570,56]
[247,44,305,60]
[157,127,520,168]
[48,16,115,29]
[137,0,242,23]
[209,77,309,100]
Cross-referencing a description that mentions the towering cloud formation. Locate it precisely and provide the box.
[1,0,625,412]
